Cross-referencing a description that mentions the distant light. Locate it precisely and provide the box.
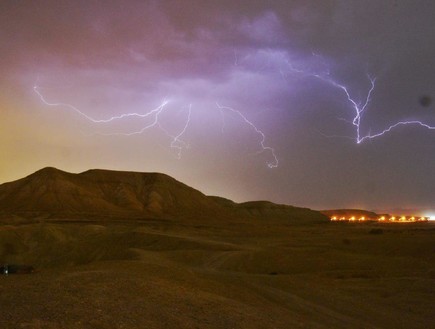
[423,213,435,221]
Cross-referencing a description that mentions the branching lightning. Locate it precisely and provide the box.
[284,58,435,143]
[34,84,192,157]
[321,74,434,143]
[217,103,278,168]
[34,82,278,167]
[169,104,192,159]
[312,73,377,143]
[34,49,434,170]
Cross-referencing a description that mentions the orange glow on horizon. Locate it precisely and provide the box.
[330,214,429,223]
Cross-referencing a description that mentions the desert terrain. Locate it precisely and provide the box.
[0,168,434,328]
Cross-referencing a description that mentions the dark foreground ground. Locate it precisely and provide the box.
[0,216,434,329]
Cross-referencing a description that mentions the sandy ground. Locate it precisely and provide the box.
[0,217,434,328]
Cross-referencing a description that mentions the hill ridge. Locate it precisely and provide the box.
[0,167,327,223]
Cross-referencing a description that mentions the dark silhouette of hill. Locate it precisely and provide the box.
[0,167,327,222]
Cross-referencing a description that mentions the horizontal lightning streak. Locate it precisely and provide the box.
[33,85,167,123]
[92,101,169,136]
[359,120,435,143]
[34,84,193,150]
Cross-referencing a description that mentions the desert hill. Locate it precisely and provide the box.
[0,167,327,222]
[0,168,434,328]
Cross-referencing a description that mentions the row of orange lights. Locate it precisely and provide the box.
[330,216,429,222]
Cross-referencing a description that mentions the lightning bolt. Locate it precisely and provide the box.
[84,100,192,159]
[35,51,434,170]
[216,103,278,168]
[284,58,435,143]
[320,75,434,143]
[312,73,377,143]
[169,104,192,159]
[91,100,170,137]
[34,84,188,156]
[33,85,168,123]
[358,120,435,143]
[34,82,278,167]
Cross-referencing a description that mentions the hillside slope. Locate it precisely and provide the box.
[0,167,327,222]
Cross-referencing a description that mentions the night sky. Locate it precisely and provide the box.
[0,1,434,215]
